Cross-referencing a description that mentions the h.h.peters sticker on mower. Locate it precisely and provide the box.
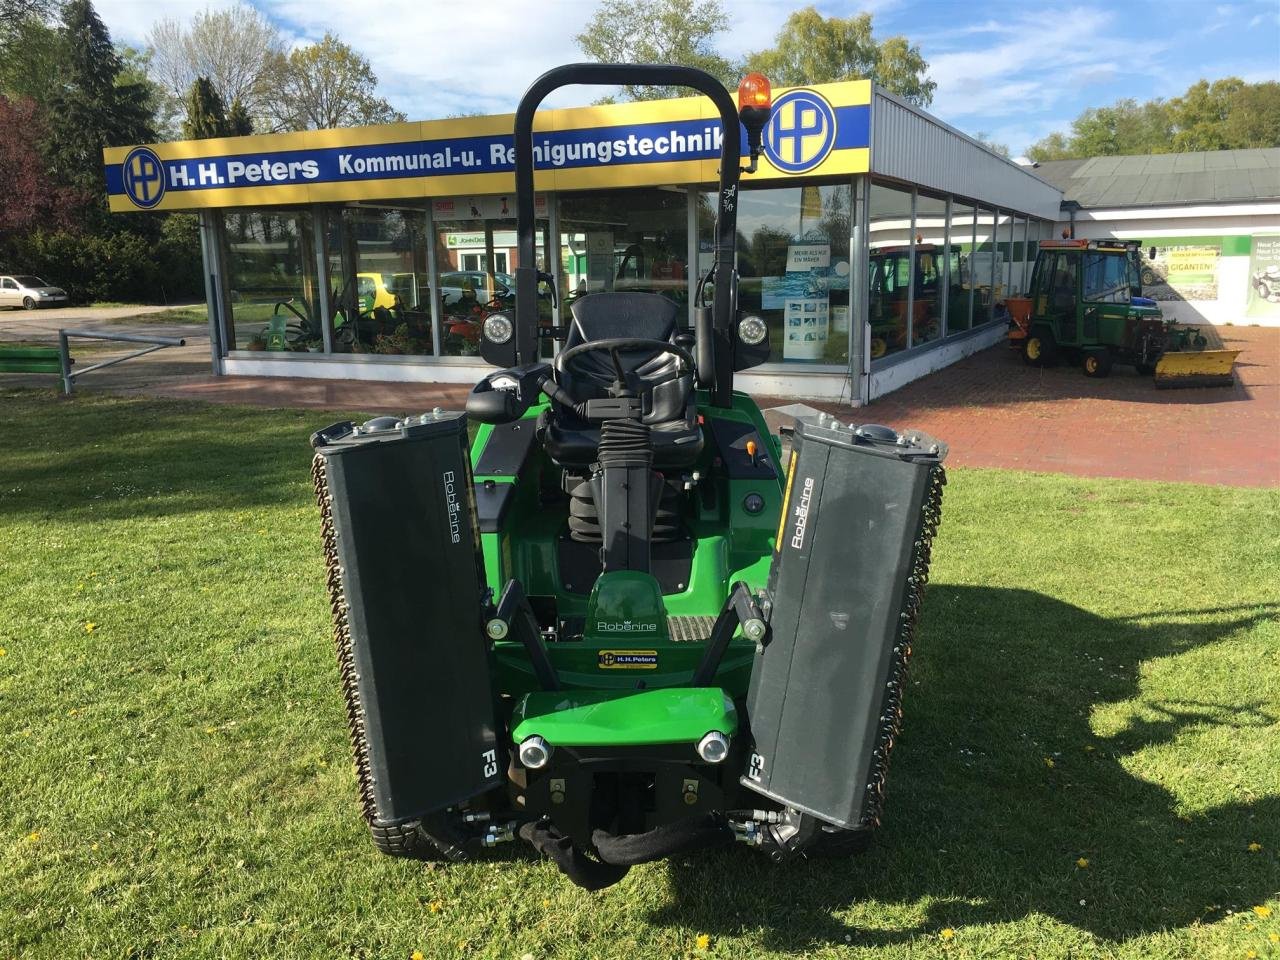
[598,650,659,669]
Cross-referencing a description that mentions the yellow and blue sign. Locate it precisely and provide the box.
[104,81,870,212]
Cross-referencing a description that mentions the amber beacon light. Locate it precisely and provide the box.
[737,73,773,173]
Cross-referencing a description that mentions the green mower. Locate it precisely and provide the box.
[309,63,948,890]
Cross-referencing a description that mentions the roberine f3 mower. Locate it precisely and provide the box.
[308,64,948,891]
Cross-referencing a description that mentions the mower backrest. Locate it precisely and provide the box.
[567,291,678,344]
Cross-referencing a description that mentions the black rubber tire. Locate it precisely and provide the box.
[1141,268,1157,286]
[22,297,36,310]
[1023,327,1058,367]
[369,819,445,860]
[1082,350,1112,378]
[806,826,874,858]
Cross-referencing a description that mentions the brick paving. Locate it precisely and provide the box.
[774,325,1279,488]
[5,325,1276,488]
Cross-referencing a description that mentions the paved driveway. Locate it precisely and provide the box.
[0,303,207,342]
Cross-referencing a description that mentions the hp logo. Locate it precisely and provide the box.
[122,147,165,208]
[763,90,837,174]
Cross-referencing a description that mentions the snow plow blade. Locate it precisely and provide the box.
[1153,349,1240,389]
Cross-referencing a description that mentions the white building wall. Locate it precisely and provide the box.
[1061,202,1280,327]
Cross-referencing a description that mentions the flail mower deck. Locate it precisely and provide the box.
[309,63,948,891]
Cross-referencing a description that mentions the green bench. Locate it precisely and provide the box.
[0,345,66,374]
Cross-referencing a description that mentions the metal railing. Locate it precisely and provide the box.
[58,329,187,395]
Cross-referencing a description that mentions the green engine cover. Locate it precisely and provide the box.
[582,571,670,646]
[512,688,738,747]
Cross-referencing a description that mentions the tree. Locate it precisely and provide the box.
[146,5,282,129]
[575,0,736,100]
[43,0,154,208]
[0,96,77,237]
[0,14,61,102]
[182,76,227,139]
[226,98,253,136]
[745,7,935,107]
[260,33,404,131]
[1028,77,1280,161]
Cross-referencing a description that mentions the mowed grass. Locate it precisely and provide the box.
[1,388,1278,960]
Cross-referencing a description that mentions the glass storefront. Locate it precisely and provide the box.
[221,210,317,352]
[559,188,690,312]
[732,182,852,365]
[214,185,1050,378]
[867,182,915,360]
[914,193,947,346]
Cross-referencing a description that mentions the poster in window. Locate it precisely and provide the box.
[1138,241,1220,301]
[1247,234,1280,318]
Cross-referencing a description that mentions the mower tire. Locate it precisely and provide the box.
[369,819,445,860]
[1023,327,1058,367]
[1082,350,1112,378]
[806,826,875,858]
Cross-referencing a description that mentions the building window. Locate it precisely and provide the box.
[559,188,690,307]
[725,182,852,365]
[973,205,998,324]
[915,192,947,346]
[328,207,433,355]
[867,182,914,360]
[221,210,318,352]
[946,200,975,334]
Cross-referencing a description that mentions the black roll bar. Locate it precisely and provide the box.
[512,63,743,407]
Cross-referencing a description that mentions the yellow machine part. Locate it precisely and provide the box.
[1153,349,1240,389]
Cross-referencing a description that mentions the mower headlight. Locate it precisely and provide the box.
[518,735,552,769]
[696,731,730,764]
[738,315,767,346]
[483,313,514,344]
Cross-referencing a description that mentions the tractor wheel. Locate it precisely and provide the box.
[807,826,875,858]
[1082,350,1112,378]
[369,819,446,860]
[1023,328,1058,367]
[1141,267,1157,286]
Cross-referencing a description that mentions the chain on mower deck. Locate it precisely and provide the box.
[860,462,946,829]
[312,453,426,855]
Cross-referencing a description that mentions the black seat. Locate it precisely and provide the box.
[541,292,703,470]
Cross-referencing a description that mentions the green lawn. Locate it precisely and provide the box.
[101,304,209,325]
[1,388,1277,960]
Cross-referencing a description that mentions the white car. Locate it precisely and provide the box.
[0,275,69,309]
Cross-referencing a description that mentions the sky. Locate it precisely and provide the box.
[94,0,1280,155]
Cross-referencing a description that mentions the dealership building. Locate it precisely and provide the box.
[105,80,1063,403]
[1035,149,1280,329]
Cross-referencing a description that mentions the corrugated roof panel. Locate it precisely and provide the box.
[1175,172,1215,201]
[1248,167,1280,199]
[1234,150,1268,169]
[1086,156,1123,176]
[1215,170,1257,200]
[1144,154,1179,173]
[869,91,1062,219]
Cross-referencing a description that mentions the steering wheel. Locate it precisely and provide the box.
[557,337,695,394]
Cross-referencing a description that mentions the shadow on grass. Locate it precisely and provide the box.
[650,588,1280,951]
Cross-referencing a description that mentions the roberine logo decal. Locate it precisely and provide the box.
[122,146,165,208]
[764,89,837,175]
[598,650,659,669]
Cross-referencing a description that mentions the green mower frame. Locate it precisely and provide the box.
[310,63,948,890]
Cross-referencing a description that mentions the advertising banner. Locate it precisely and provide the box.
[1139,241,1221,301]
[1246,234,1280,319]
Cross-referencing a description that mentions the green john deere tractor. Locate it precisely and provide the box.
[1018,239,1238,387]
[309,64,948,890]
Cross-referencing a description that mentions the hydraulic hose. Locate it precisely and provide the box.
[590,813,735,866]
[518,820,630,891]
